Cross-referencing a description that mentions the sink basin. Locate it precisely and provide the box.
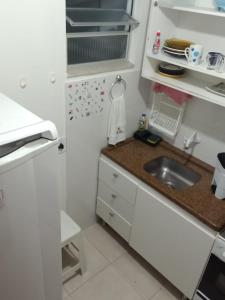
[144,156,201,191]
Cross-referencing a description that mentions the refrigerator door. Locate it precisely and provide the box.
[0,93,42,134]
[0,139,62,300]
[0,93,58,146]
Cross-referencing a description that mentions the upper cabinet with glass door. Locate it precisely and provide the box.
[66,0,139,65]
[142,0,225,107]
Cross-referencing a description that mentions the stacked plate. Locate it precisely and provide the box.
[162,38,192,59]
[158,62,185,78]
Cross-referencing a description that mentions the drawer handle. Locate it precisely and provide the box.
[109,212,115,217]
[111,194,117,199]
[113,173,119,179]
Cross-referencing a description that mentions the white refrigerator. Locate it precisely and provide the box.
[0,94,62,300]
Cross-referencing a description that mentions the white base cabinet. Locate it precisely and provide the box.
[96,198,131,241]
[96,155,216,299]
[129,185,215,300]
[97,157,137,241]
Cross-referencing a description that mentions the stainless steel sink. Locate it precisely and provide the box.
[144,156,201,191]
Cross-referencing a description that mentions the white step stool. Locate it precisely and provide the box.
[60,210,87,282]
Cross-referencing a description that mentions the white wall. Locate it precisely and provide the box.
[128,0,151,67]
[0,0,151,229]
[147,90,225,167]
[65,0,151,228]
[173,98,225,167]
[0,0,67,208]
[0,0,66,133]
[66,70,150,228]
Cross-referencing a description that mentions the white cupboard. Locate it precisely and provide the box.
[129,185,215,299]
[97,157,137,241]
[98,157,137,205]
[142,0,225,107]
[96,156,216,298]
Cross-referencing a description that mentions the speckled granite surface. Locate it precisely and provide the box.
[102,138,225,232]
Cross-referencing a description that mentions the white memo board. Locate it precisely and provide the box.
[66,78,107,121]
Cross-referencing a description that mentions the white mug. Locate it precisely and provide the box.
[185,44,204,66]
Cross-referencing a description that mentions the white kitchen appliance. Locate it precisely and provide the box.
[0,93,62,300]
[212,153,225,200]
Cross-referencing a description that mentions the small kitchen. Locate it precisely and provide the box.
[1,1,225,300]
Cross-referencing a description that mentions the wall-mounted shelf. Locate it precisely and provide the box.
[157,0,225,17]
[159,5,225,18]
[142,71,225,107]
[142,0,225,108]
[148,52,225,81]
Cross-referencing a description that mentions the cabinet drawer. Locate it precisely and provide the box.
[99,158,136,204]
[98,180,134,223]
[96,198,131,241]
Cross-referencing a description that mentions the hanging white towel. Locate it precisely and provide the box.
[107,95,126,145]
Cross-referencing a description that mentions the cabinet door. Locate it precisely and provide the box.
[130,186,215,299]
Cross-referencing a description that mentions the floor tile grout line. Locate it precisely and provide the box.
[66,250,142,299]
[83,230,112,263]
[64,224,127,296]
[83,229,126,264]
[63,294,72,300]
[67,262,146,300]
[76,224,173,300]
[110,261,162,300]
[83,225,164,300]
[83,230,116,264]
[65,257,163,299]
[111,250,166,298]
[66,258,160,300]
[109,262,146,300]
[117,266,146,300]
[63,229,113,295]
[148,286,164,300]
[66,263,109,297]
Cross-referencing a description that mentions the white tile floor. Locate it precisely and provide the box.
[63,223,182,300]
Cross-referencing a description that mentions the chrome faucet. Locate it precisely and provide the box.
[184,131,200,150]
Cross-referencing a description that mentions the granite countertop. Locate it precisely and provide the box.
[102,138,225,232]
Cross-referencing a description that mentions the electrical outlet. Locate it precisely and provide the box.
[58,136,66,154]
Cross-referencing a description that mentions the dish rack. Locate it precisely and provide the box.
[149,92,186,138]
